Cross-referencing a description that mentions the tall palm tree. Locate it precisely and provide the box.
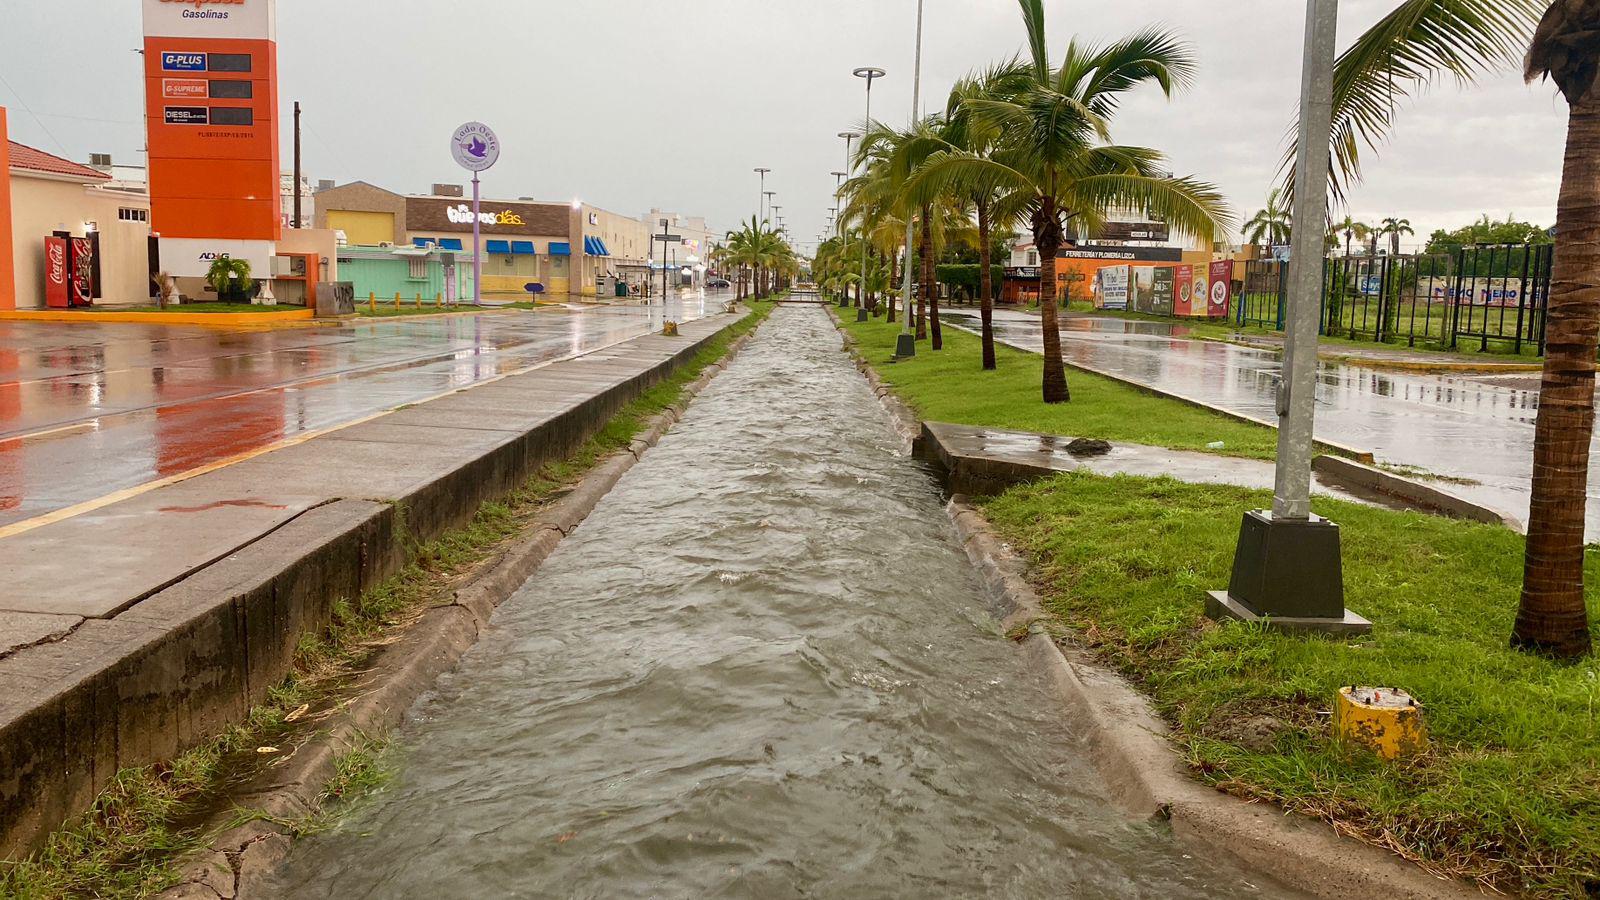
[1335,214,1370,257]
[1516,0,1599,660]
[1379,216,1415,256]
[1244,186,1294,248]
[924,0,1232,402]
[936,61,1034,369]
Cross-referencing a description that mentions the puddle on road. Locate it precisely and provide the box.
[269,307,1278,898]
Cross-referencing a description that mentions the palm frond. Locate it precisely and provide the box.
[1061,173,1235,242]
[1284,0,1544,201]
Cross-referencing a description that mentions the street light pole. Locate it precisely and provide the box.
[838,130,858,305]
[1211,0,1363,635]
[894,0,925,356]
[852,68,885,320]
[754,167,770,226]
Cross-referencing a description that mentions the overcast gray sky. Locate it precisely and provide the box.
[0,1,1568,253]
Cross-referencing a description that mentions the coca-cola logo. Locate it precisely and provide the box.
[47,241,65,283]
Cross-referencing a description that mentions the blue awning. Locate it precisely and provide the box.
[582,236,597,255]
[595,238,611,256]
[549,242,571,256]
[438,238,463,251]
[511,240,537,255]
[583,236,611,256]
[485,240,512,254]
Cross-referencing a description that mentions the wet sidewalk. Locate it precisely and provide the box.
[0,295,724,530]
[269,305,1267,898]
[947,309,1575,537]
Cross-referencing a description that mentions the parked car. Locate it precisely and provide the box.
[707,278,732,290]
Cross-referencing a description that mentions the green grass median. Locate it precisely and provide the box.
[983,472,1600,897]
[838,312,1279,459]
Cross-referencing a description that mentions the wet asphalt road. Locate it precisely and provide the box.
[0,296,724,529]
[945,308,1589,538]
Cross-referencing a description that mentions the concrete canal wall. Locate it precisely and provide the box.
[0,307,754,859]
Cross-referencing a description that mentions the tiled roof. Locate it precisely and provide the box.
[8,141,110,182]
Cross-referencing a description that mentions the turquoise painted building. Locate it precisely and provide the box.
[335,246,476,303]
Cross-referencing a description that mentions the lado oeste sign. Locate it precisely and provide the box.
[451,122,500,173]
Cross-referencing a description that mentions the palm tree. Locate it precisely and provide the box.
[841,149,911,322]
[1515,0,1599,660]
[917,0,1232,403]
[1379,216,1415,256]
[1334,214,1370,257]
[1244,186,1294,248]
[936,61,1034,369]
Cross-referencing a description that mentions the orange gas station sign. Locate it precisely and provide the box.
[142,0,280,250]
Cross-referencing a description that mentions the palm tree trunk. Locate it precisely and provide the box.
[1034,202,1070,403]
[920,206,940,349]
[1516,100,1598,659]
[978,198,996,370]
[885,246,897,324]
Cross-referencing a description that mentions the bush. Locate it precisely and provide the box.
[934,264,1004,301]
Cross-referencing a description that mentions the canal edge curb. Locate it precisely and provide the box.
[942,495,1478,900]
[154,315,769,900]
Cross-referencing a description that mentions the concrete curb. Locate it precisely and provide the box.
[944,496,1477,900]
[824,307,921,449]
[1311,455,1522,530]
[155,317,766,899]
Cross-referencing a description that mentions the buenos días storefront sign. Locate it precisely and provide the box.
[407,197,567,236]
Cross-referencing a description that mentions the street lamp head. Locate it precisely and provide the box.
[853,67,886,81]
[754,167,771,175]
[831,171,847,179]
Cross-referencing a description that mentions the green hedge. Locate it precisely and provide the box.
[934,264,1004,300]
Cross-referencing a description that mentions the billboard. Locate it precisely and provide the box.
[143,0,280,253]
[1208,259,1234,318]
[1131,266,1156,313]
[1096,264,1130,310]
[1151,266,1175,316]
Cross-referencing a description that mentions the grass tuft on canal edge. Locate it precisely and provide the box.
[983,473,1600,898]
[0,299,776,900]
[838,313,1281,459]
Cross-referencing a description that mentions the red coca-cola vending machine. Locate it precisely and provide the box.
[43,236,69,309]
[43,235,97,308]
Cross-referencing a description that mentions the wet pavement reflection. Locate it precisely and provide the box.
[0,296,724,528]
[946,309,1586,538]
[268,307,1276,899]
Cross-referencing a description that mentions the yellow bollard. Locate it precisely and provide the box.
[661,320,679,336]
[368,291,376,312]
[1334,686,1427,760]
[414,293,422,308]
[393,292,402,309]
[434,293,442,308]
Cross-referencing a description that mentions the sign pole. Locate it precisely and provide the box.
[472,173,482,307]
[450,121,500,309]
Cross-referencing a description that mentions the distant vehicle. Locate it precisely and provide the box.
[707,278,732,290]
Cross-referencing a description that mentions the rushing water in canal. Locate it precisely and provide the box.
[270,306,1274,898]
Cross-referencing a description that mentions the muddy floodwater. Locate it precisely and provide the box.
[270,306,1277,898]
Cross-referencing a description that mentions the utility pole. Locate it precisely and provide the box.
[894,0,925,353]
[292,101,302,228]
[1211,0,1363,635]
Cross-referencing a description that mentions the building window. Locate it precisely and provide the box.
[408,256,427,279]
[1026,250,1039,266]
[118,207,149,223]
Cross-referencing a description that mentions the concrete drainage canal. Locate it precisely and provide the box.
[268,306,1273,898]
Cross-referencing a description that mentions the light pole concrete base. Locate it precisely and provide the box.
[1209,509,1363,636]
[1205,591,1370,636]
[894,332,916,358]
[856,308,869,323]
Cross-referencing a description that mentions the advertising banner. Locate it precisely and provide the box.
[1131,266,1156,313]
[1096,264,1130,310]
[43,237,69,309]
[1208,259,1234,318]
[1174,264,1195,315]
[1152,266,1175,316]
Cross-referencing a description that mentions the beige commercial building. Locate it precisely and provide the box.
[5,140,152,309]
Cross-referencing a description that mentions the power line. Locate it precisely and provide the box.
[0,65,70,156]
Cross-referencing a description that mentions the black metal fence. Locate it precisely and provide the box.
[1235,244,1553,355]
